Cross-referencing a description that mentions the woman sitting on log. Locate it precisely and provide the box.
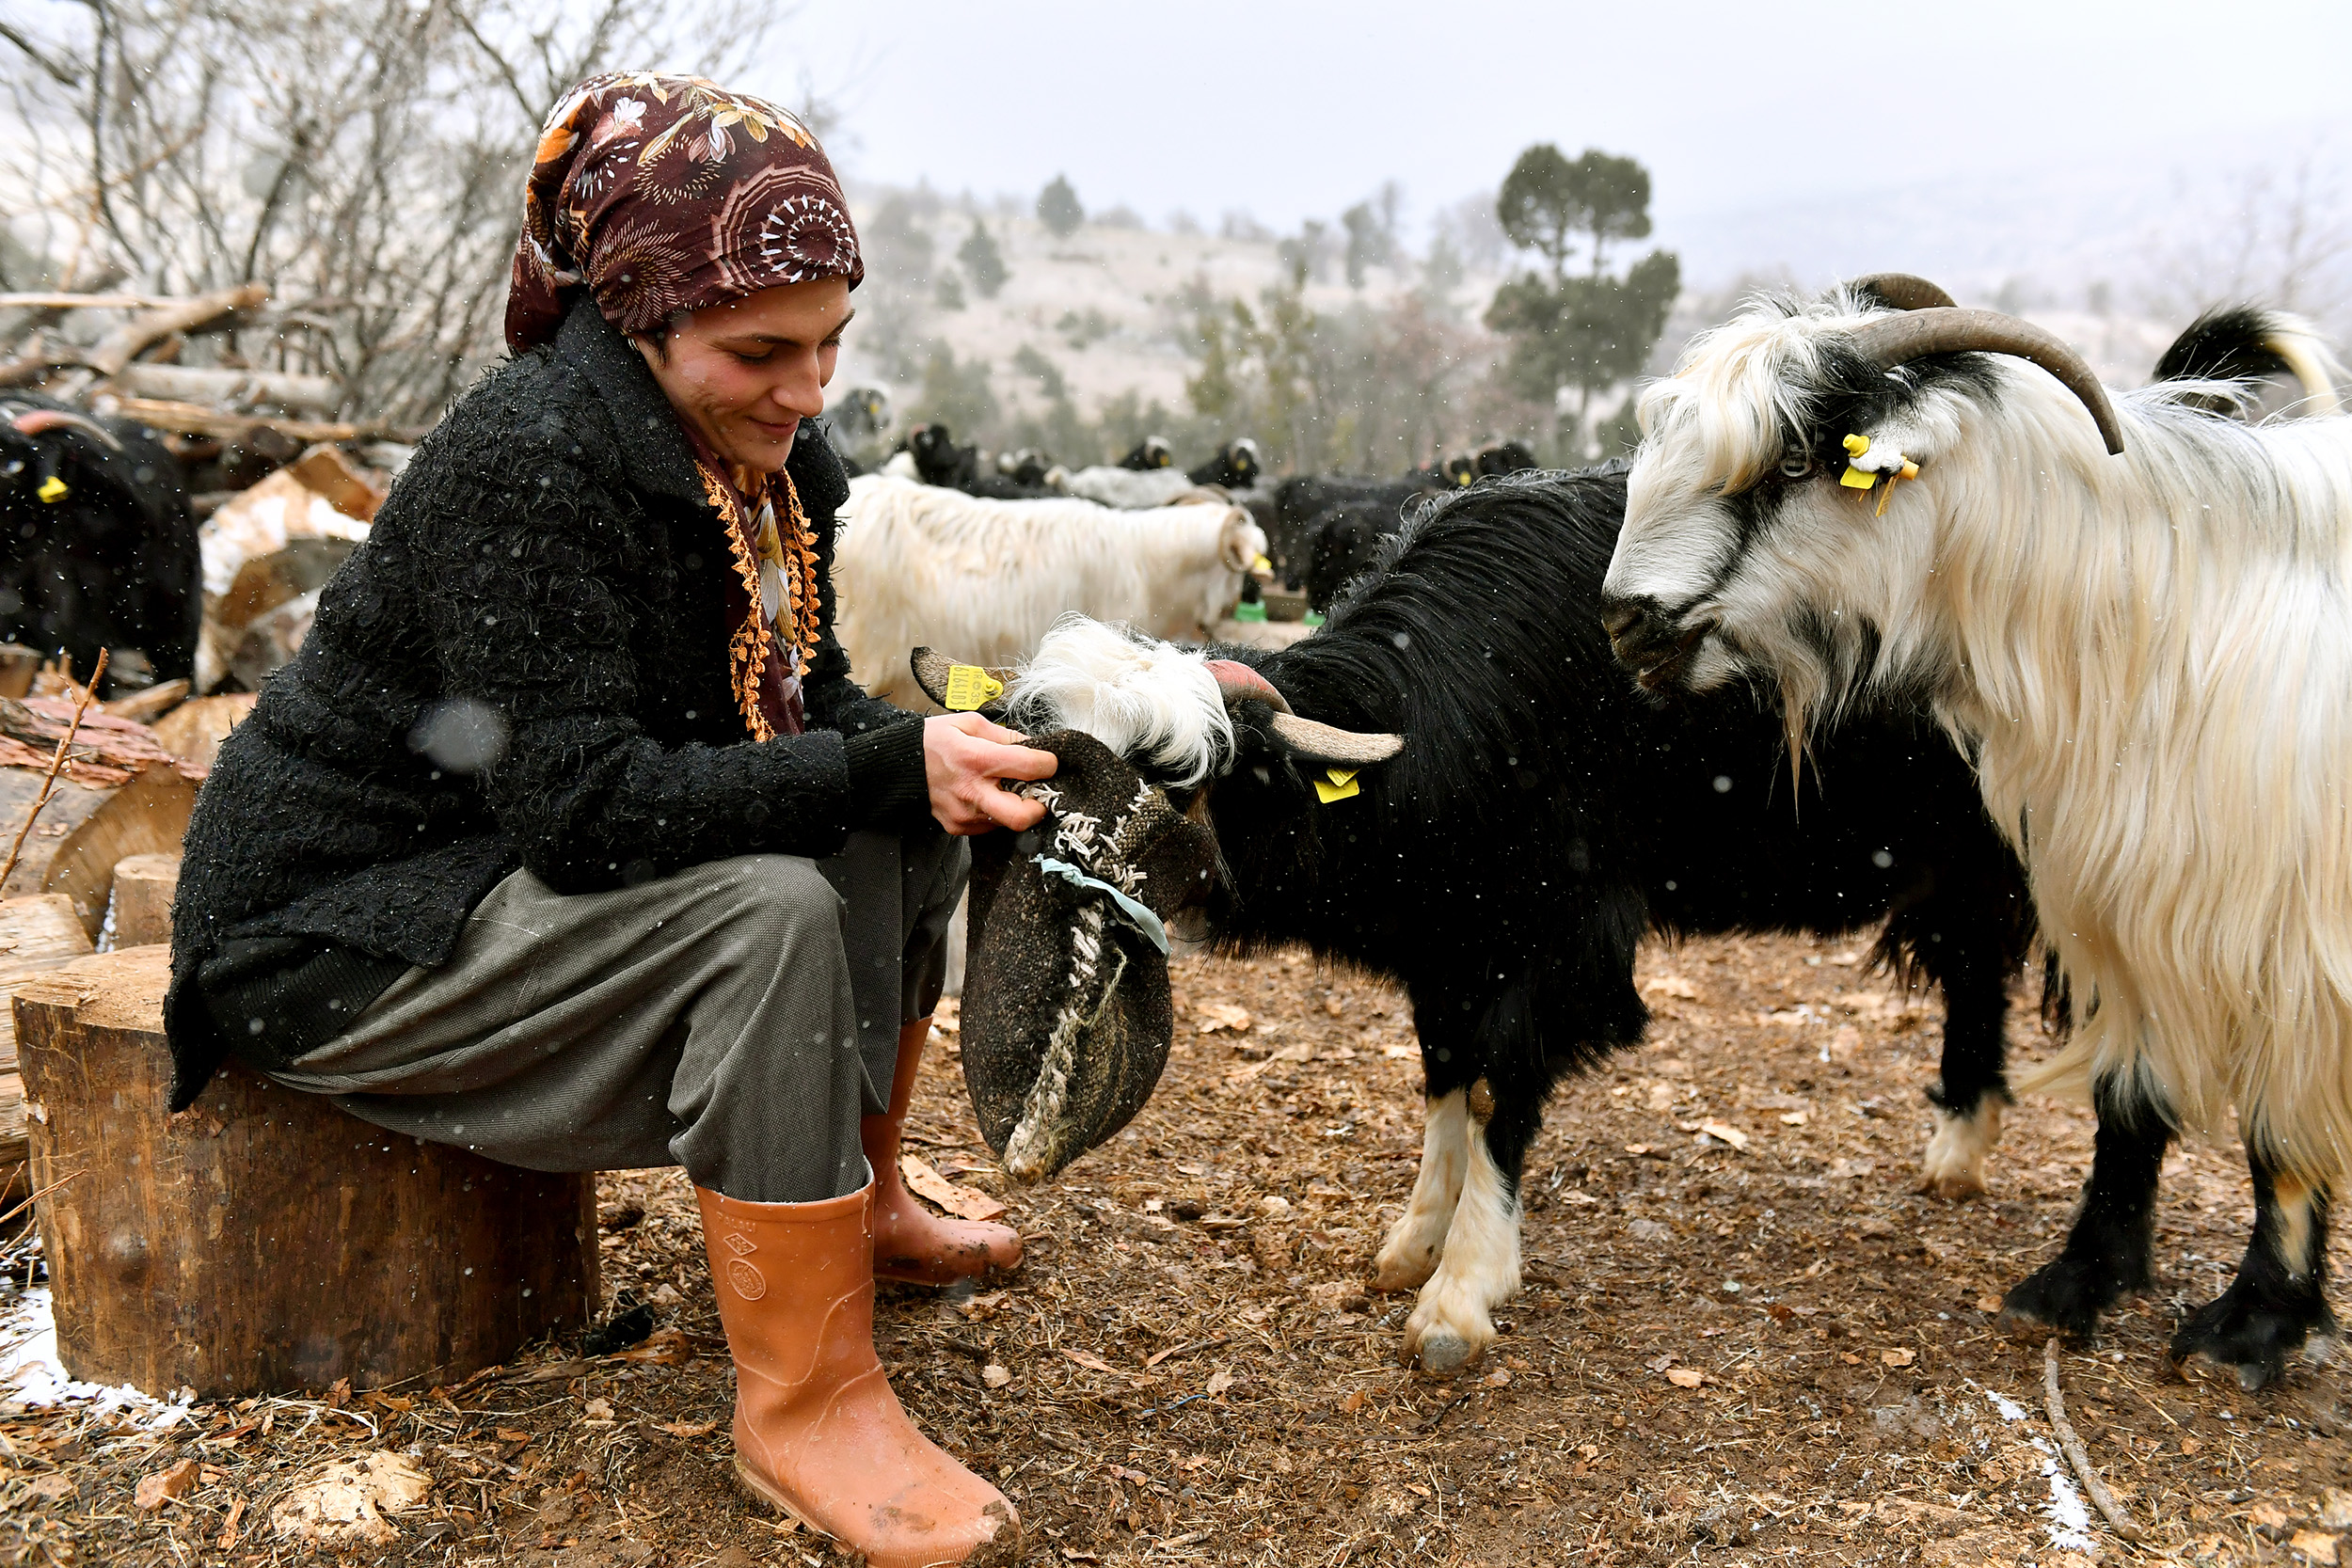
[164,72,1041,1568]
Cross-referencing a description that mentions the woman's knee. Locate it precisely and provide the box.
[698,854,843,947]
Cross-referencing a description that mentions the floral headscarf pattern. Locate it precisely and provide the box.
[506,72,863,740]
[504,71,863,353]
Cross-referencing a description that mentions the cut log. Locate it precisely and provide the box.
[0,694,204,786]
[151,693,255,772]
[102,678,191,725]
[286,444,387,522]
[0,646,38,700]
[19,946,597,1398]
[106,854,178,949]
[195,468,369,692]
[0,763,199,939]
[105,397,365,447]
[113,365,339,415]
[87,284,269,377]
[0,895,98,1193]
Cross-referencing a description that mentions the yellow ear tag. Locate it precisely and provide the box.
[36,477,69,503]
[1252,554,1273,573]
[1839,464,1877,489]
[1841,433,1870,456]
[1313,768,1359,804]
[943,665,1005,711]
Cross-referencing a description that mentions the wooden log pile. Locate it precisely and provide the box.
[0,285,386,442]
[3,285,399,696]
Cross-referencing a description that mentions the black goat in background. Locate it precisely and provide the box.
[0,397,199,690]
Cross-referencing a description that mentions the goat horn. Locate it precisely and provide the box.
[1850,273,1956,311]
[1203,657,1292,714]
[1268,713,1404,766]
[1847,307,2125,457]
[10,409,123,452]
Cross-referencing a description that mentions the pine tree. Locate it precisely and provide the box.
[958,219,1009,299]
[1037,175,1084,240]
[1485,144,1679,451]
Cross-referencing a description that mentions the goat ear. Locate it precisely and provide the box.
[909,647,1017,714]
[1266,712,1403,768]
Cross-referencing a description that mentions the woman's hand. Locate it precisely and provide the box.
[924,712,1058,835]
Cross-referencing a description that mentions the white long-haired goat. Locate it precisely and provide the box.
[831,475,1265,708]
[1599,277,2352,1388]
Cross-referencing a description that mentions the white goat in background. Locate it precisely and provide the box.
[831,475,1265,706]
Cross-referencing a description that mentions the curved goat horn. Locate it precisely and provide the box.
[11,409,123,452]
[1850,273,1957,311]
[1203,657,1292,714]
[1202,659,1403,765]
[1267,713,1404,766]
[1847,307,2125,456]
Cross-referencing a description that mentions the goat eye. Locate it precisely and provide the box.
[1778,450,1814,479]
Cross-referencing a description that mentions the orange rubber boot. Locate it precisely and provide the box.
[694,1182,1019,1567]
[865,1018,1024,1286]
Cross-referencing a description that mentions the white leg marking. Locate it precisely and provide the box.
[1374,1090,1469,1292]
[1401,1128,1520,1375]
[1919,1099,2002,1200]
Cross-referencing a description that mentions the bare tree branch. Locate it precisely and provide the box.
[0,22,82,87]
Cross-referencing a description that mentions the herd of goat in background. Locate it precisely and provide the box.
[5,274,2350,1393]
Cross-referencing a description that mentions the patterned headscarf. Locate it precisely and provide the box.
[505,71,862,352]
[506,72,863,741]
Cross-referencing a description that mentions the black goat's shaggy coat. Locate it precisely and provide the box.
[0,396,199,688]
[1198,465,2034,1208]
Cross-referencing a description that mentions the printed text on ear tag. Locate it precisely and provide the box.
[944,665,1006,711]
[1314,768,1359,804]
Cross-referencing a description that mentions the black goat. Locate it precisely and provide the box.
[1007,465,2034,1373]
[1305,444,1544,610]
[0,397,199,689]
[1265,472,1440,590]
[902,423,1056,499]
[995,448,1057,488]
[1117,435,1173,471]
[1474,438,1539,476]
[1186,438,1263,491]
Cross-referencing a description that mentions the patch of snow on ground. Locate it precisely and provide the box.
[2032,1436,2100,1550]
[0,1285,190,1429]
[1977,1381,2098,1550]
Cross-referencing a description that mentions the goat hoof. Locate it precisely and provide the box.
[1414,1330,1477,1376]
[1997,1257,2128,1340]
[2169,1285,2331,1393]
[1400,1291,1494,1376]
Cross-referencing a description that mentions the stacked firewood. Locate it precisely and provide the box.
[2,286,405,698]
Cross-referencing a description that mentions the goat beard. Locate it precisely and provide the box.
[957,730,1216,1183]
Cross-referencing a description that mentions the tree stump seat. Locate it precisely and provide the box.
[17,944,596,1399]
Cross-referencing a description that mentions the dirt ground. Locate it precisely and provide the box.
[5,929,2350,1566]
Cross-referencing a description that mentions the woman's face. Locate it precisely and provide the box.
[634,277,852,472]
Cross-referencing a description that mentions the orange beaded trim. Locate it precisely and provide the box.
[698,466,821,742]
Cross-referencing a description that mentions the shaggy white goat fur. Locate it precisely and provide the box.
[830,475,1264,711]
[1058,466,1206,510]
[1606,292,2352,1184]
[1007,618,1233,786]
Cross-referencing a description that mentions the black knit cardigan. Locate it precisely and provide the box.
[165,296,930,1110]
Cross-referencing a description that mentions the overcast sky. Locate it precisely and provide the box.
[755,0,2352,285]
